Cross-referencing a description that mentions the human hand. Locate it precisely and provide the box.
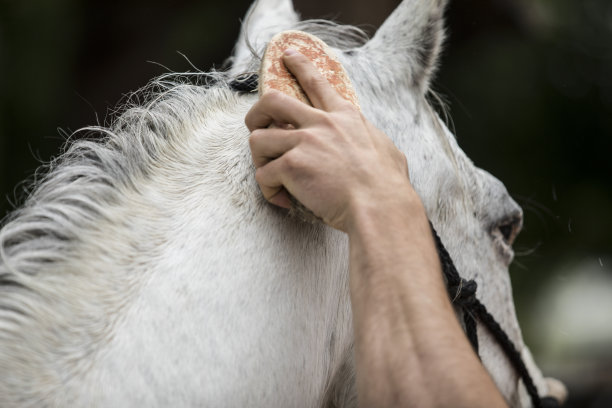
[246,49,415,232]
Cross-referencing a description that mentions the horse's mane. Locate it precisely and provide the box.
[0,19,369,325]
[0,76,231,313]
[0,70,261,401]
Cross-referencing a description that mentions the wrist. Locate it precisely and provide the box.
[345,183,442,299]
[344,181,427,239]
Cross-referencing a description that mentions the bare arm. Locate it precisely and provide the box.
[346,190,506,407]
[245,49,507,408]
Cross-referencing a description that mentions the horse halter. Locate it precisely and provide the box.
[228,74,561,408]
[430,223,561,408]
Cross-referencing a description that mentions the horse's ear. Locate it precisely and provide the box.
[228,0,299,75]
[362,0,448,93]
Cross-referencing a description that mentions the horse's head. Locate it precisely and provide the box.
[231,0,566,406]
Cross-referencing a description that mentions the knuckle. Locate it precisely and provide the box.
[282,150,302,173]
[297,129,318,145]
[319,112,336,128]
[244,111,256,131]
[254,167,265,184]
[248,129,263,150]
[338,99,358,113]
[261,91,283,106]
[249,128,262,142]
[304,74,326,90]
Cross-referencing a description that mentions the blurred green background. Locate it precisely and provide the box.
[1,0,610,406]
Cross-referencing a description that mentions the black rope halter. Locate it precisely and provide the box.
[430,223,561,408]
[228,73,259,93]
[229,73,259,93]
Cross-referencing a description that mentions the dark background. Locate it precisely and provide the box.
[1,0,611,406]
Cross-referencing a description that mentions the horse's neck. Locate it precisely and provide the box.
[70,191,354,406]
[7,93,355,406]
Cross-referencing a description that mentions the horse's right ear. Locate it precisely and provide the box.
[228,0,299,76]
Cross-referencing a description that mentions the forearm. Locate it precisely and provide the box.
[346,187,507,408]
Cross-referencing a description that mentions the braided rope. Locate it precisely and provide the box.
[429,223,559,408]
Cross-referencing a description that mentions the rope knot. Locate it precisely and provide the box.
[449,278,478,307]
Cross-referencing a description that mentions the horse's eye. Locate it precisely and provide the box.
[499,223,514,244]
[493,213,523,247]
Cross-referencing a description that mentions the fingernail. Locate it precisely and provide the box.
[270,191,292,209]
[284,48,298,56]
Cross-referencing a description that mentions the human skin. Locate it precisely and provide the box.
[245,48,508,408]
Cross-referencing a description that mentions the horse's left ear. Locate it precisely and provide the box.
[228,0,299,76]
[361,0,448,93]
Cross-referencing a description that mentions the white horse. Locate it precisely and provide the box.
[0,0,566,406]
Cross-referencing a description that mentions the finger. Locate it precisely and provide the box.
[282,49,345,112]
[269,188,292,209]
[249,128,300,168]
[245,90,319,131]
[255,160,292,208]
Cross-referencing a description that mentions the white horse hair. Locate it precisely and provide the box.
[0,0,564,407]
